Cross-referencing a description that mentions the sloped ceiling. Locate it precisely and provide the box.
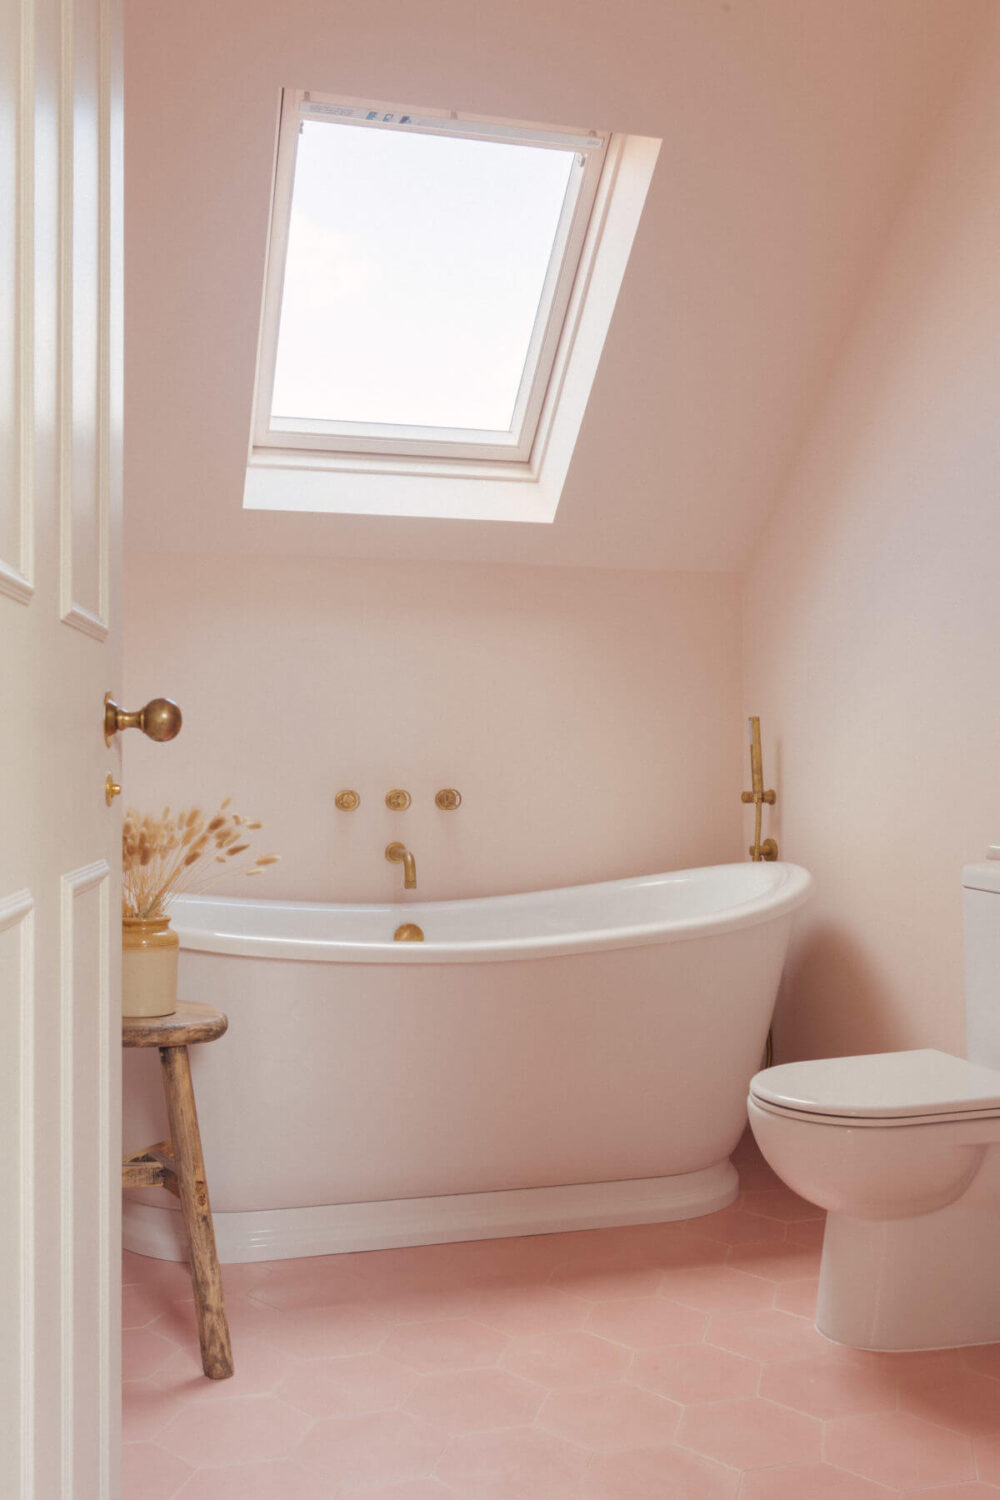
[124,0,987,572]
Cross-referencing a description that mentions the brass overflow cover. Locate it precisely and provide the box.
[335,790,360,811]
[394,923,425,942]
[385,789,412,811]
[435,788,462,811]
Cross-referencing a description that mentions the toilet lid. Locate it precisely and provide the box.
[750,1048,1000,1121]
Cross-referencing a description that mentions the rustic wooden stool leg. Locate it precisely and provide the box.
[159,1044,234,1379]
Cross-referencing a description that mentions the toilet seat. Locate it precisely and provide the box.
[749,1048,1000,1127]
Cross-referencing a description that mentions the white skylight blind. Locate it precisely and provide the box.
[252,92,608,462]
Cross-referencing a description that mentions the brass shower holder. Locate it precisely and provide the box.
[743,716,779,862]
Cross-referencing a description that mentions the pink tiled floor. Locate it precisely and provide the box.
[123,1136,1000,1498]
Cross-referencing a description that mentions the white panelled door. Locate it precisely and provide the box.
[1,1,123,1497]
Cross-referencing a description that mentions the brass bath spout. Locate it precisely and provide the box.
[385,842,417,890]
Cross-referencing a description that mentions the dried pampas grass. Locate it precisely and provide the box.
[122,801,279,918]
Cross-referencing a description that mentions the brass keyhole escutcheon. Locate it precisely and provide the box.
[105,774,121,806]
[104,691,183,746]
[385,789,412,811]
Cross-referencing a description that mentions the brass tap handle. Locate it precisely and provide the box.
[434,788,462,810]
[104,692,182,746]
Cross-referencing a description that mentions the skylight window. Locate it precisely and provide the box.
[246,92,660,522]
[252,93,607,462]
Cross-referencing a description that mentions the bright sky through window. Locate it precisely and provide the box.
[269,120,577,433]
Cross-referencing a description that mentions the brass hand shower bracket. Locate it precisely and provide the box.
[742,716,778,862]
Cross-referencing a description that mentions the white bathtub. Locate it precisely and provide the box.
[123,861,812,1262]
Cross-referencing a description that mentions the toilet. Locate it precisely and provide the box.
[748,857,1000,1351]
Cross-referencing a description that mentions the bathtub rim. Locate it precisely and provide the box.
[167,860,812,965]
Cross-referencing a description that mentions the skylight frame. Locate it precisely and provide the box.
[250,89,609,464]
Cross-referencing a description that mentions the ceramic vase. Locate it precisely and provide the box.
[122,915,178,1018]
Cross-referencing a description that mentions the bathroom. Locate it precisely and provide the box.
[4,0,1000,1494]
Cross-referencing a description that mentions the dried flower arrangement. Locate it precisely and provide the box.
[122,799,279,919]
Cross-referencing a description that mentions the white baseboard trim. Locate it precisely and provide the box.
[123,1160,738,1263]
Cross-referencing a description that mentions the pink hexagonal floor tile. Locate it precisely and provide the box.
[659,1263,776,1313]
[631,1342,760,1405]
[738,1463,898,1499]
[173,1459,335,1499]
[248,1255,368,1310]
[645,1232,730,1269]
[774,1278,819,1317]
[584,1296,707,1348]
[124,1282,163,1330]
[152,1336,297,1398]
[463,1283,590,1336]
[739,1187,824,1222]
[294,1409,448,1486]
[977,1431,1000,1484]
[122,1440,192,1500]
[725,1240,821,1282]
[123,1327,177,1380]
[538,1382,681,1450]
[380,1314,512,1374]
[901,1487,1000,1500]
[705,1306,830,1363]
[759,1354,898,1419]
[339,1483,456,1500]
[675,1396,821,1469]
[121,1380,188,1443]
[156,1393,312,1468]
[380,1317,509,1371]
[824,1410,976,1490]
[581,1443,740,1500]
[433,1425,592,1500]
[897,1362,1000,1434]
[277,1350,419,1419]
[696,1208,788,1246]
[404,1367,545,1430]
[783,1218,827,1250]
[499,1330,630,1388]
[963,1343,1000,1380]
[549,1260,666,1300]
[254,1298,389,1358]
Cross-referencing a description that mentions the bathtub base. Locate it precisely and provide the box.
[123,1159,739,1263]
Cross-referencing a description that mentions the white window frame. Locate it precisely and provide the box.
[250,90,608,465]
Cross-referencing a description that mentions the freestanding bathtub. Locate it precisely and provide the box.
[122,861,812,1262]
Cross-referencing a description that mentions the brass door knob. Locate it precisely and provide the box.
[104,692,182,746]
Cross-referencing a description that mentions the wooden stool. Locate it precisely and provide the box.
[122,1000,234,1380]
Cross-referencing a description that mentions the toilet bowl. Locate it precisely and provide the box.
[747,859,1000,1351]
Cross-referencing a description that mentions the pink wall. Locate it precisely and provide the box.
[743,14,1000,1061]
[124,554,743,903]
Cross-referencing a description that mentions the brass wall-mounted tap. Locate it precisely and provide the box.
[385,842,417,889]
[741,716,778,862]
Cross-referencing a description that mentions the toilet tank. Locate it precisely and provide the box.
[964,858,1000,1068]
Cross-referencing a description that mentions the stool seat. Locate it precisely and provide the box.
[123,999,228,1049]
[123,999,233,1379]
